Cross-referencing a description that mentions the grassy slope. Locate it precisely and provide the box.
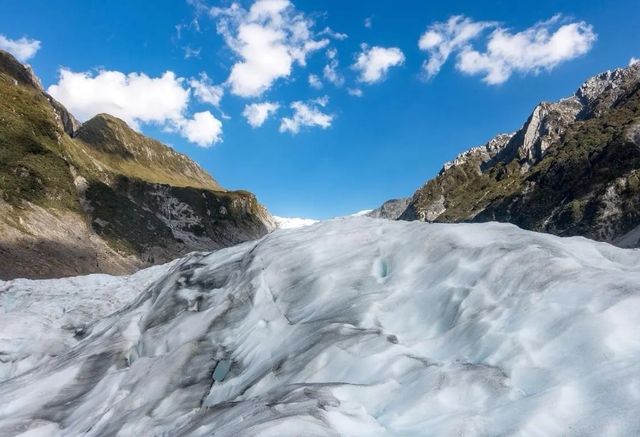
[0,70,80,212]
[0,50,269,264]
[476,82,640,239]
[74,114,221,191]
[407,79,640,242]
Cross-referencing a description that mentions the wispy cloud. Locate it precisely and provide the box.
[323,48,344,86]
[190,72,224,107]
[418,16,494,78]
[318,26,348,41]
[420,14,597,84]
[364,16,373,29]
[280,96,333,134]
[308,74,323,89]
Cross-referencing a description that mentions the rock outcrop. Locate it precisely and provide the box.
[366,198,411,220]
[0,50,274,279]
[387,62,640,247]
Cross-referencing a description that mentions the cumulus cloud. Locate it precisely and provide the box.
[308,74,323,89]
[353,45,405,84]
[242,102,280,127]
[212,0,329,97]
[0,34,41,62]
[176,111,223,147]
[279,96,333,134]
[630,57,639,67]
[418,15,494,78]
[347,87,363,97]
[458,16,596,84]
[48,68,224,146]
[189,72,224,107]
[419,15,597,85]
[48,69,189,129]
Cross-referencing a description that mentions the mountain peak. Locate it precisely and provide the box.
[0,52,273,279]
[75,112,220,191]
[0,49,41,89]
[393,61,640,246]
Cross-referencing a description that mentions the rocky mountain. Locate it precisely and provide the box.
[0,50,274,280]
[366,197,411,220]
[391,63,640,247]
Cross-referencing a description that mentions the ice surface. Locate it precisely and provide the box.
[1,218,640,436]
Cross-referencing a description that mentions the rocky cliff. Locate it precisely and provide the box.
[0,50,274,279]
[394,63,640,247]
[366,197,411,220]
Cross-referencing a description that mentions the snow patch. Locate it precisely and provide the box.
[273,216,319,229]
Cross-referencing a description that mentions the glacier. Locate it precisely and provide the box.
[1,218,640,436]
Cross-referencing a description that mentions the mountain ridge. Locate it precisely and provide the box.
[385,62,640,247]
[0,50,274,279]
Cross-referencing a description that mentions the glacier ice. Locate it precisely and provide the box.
[1,218,640,436]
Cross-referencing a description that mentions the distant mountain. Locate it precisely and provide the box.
[366,197,410,220]
[0,50,274,279]
[374,62,640,247]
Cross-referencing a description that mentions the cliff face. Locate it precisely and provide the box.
[397,63,640,247]
[366,198,411,220]
[0,50,274,279]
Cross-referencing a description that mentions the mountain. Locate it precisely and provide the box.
[380,63,640,247]
[366,197,410,220]
[1,217,639,435]
[0,50,274,280]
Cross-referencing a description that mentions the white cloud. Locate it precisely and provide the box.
[347,87,363,97]
[419,15,597,85]
[0,34,41,62]
[212,0,328,97]
[353,45,405,84]
[418,15,494,78]
[364,16,373,29]
[279,97,333,134]
[189,72,224,107]
[242,102,280,127]
[312,95,329,107]
[323,48,344,86]
[176,111,223,147]
[318,27,348,41]
[308,74,323,89]
[458,16,596,84]
[48,68,224,146]
[48,69,189,129]
[630,57,639,67]
[183,46,201,59]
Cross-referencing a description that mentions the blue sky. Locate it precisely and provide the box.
[2,0,639,219]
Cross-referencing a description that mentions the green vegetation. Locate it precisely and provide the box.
[0,50,270,265]
[74,114,221,190]
[409,77,640,243]
[0,71,80,211]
